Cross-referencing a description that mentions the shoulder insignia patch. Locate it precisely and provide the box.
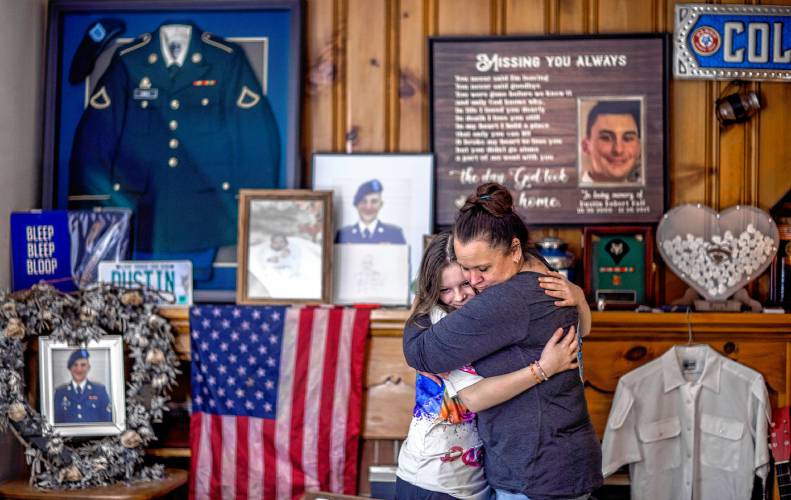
[236,86,260,109]
[119,33,152,56]
[201,32,233,54]
[89,86,111,109]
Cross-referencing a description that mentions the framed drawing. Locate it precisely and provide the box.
[583,225,655,308]
[42,0,302,301]
[237,190,333,305]
[430,34,668,226]
[39,336,126,437]
[311,153,434,301]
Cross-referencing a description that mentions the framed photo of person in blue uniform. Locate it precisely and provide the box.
[312,153,434,300]
[42,0,302,301]
[39,336,126,437]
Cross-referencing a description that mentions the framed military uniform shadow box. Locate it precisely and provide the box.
[42,0,302,301]
[583,225,656,308]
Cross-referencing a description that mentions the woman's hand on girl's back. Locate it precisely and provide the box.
[538,271,585,307]
[538,325,579,377]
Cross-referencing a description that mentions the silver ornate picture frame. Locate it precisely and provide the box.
[39,336,126,437]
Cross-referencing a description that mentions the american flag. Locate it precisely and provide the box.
[189,305,370,500]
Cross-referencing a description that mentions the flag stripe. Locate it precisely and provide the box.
[289,308,314,497]
[275,309,299,500]
[210,414,223,499]
[189,412,202,498]
[248,417,263,500]
[236,416,250,500]
[195,411,213,499]
[329,309,354,492]
[302,309,330,492]
[221,416,237,500]
[343,310,370,493]
[263,418,277,500]
[317,308,343,491]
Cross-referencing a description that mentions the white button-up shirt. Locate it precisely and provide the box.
[601,345,769,500]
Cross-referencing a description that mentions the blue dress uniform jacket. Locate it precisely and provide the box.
[70,22,280,253]
[54,381,112,424]
[335,221,406,244]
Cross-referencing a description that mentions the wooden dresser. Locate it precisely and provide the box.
[161,308,791,496]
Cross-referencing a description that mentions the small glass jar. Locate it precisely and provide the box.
[535,236,575,281]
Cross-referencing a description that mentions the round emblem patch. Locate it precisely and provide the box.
[691,26,721,56]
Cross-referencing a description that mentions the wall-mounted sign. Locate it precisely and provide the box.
[98,260,193,306]
[430,35,668,226]
[674,4,791,81]
[10,211,75,292]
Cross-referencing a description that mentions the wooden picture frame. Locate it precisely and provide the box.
[430,34,669,227]
[39,336,126,437]
[237,190,333,305]
[583,225,655,307]
[42,0,303,301]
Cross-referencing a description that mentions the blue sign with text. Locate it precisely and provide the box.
[10,211,76,292]
[675,4,791,81]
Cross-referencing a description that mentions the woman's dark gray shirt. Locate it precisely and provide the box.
[402,272,602,499]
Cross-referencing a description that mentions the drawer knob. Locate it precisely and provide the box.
[625,346,648,361]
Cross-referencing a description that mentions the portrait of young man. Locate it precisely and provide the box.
[335,179,407,244]
[53,349,113,424]
[578,99,644,186]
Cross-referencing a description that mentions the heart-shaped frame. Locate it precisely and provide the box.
[0,284,179,489]
[657,204,779,301]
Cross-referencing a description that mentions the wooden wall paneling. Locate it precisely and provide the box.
[554,0,589,34]
[664,78,710,302]
[596,0,654,33]
[362,336,416,438]
[398,0,428,151]
[716,82,749,209]
[503,0,549,34]
[346,0,388,151]
[757,81,791,211]
[436,0,493,35]
[305,0,339,175]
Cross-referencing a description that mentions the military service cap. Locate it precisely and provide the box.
[67,349,90,368]
[69,18,126,84]
[353,179,383,206]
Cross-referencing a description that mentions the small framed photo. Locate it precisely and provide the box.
[39,336,126,437]
[311,153,434,302]
[583,225,655,307]
[237,190,333,304]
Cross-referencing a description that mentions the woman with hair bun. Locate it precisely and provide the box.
[402,182,602,500]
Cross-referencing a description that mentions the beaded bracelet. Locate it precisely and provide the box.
[528,362,543,385]
[535,361,550,381]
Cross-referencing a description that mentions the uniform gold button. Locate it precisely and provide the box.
[168,157,178,168]
[192,53,202,64]
[222,182,230,191]
[170,99,180,110]
[169,120,178,131]
[148,53,158,64]
[141,100,149,109]
[113,183,121,191]
[169,138,179,149]
[201,98,210,106]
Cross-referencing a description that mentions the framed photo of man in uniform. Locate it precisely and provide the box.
[39,336,126,437]
[237,190,333,305]
[312,153,434,304]
[42,0,302,301]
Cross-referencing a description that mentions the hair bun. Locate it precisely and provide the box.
[460,183,513,217]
